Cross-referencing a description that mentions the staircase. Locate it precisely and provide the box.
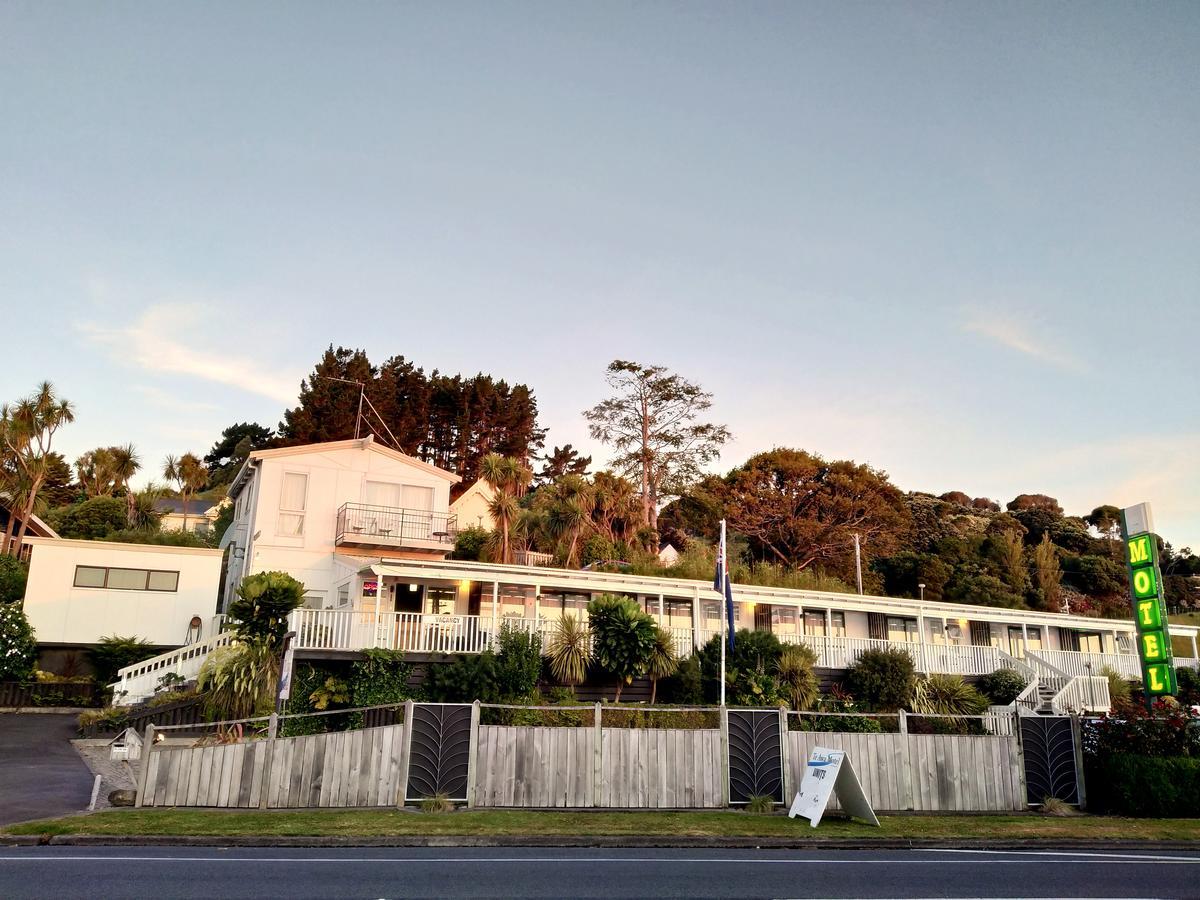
[1024,650,1110,715]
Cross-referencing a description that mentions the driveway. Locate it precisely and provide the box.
[0,714,95,826]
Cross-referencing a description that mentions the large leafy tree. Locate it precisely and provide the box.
[0,382,75,556]
[279,347,545,486]
[584,360,730,530]
[203,422,275,487]
[724,448,909,574]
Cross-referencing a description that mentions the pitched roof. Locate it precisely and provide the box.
[155,498,216,516]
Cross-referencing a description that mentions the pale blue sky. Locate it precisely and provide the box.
[2,3,1197,546]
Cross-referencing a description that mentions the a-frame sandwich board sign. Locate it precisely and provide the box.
[787,746,880,828]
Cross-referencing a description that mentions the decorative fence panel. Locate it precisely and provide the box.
[1019,715,1080,805]
[726,710,783,804]
[785,731,1025,813]
[405,703,472,803]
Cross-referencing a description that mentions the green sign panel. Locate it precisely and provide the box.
[1122,504,1176,699]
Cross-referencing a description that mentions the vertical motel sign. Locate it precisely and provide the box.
[1122,502,1177,697]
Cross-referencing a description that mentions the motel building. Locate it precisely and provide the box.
[29,435,1189,712]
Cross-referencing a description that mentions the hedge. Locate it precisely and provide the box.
[1085,753,1200,817]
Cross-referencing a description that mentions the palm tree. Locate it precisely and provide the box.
[541,474,594,568]
[547,614,592,690]
[108,443,141,525]
[647,628,678,704]
[0,382,74,556]
[480,453,532,564]
[163,452,209,531]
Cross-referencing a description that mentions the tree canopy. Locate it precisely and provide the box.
[584,360,730,530]
[280,346,545,488]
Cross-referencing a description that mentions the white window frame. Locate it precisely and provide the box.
[277,470,309,537]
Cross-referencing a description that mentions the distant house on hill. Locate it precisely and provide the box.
[657,543,681,566]
[450,479,496,531]
[0,496,59,560]
[155,498,224,535]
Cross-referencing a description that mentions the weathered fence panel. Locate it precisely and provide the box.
[476,725,593,807]
[140,723,407,809]
[785,731,1024,812]
[601,728,723,809]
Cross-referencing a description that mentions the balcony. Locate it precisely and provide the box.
[334,502,457,551]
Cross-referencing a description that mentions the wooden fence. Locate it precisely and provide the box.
[0,681,100,708]
[139,722,408,809]
[136,702,1028,813]
[474,725,724,808]
[785,731,1025,812]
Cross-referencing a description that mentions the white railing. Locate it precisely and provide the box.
[997,650,1041,714]
[1052,676,1112,715]
[110,630,236,707]
[1036,648,1142,681]
[920,642,1004,676]
[514,550,555,567]
[666,626,694,657]
[291,609,492,655]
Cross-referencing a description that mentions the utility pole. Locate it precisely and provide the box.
[854,533,863,595]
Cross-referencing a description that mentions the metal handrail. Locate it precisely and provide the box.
[335,502,457,545]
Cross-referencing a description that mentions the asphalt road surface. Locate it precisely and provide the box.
[0,714,94,826]
[1,846,1198,899]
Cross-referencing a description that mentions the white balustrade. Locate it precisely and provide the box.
[111,630,236,706]
[1036,648,1142,681]
[1052,675,1111,714]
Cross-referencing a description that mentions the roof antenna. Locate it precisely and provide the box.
[314,375,402,450]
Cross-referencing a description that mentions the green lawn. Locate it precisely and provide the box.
[7,809,1200,841]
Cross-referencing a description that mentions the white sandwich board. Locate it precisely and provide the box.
[787,746,880,828]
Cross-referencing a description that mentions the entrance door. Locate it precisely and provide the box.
[1008,626,1025,657]
[394,582,424,613]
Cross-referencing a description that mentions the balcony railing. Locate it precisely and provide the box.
[335,503,457,547]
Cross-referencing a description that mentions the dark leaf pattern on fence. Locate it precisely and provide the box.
[1020,715,1079,804]
[406,703,472,802]
[727,710,783,803]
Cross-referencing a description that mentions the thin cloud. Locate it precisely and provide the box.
[132,385,220,413]
[962,312,1089,374]
[81,304,299,405]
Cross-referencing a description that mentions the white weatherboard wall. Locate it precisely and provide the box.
[221,438,458,609]
[23,538,223,647]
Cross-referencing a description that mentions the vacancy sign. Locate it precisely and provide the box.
[1122,502,1177,697]
[788,747,879,828]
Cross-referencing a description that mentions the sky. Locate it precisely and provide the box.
[2,2,1198,547]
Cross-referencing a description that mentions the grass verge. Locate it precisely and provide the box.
[6,809,1200,841]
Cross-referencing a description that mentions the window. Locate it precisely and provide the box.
[803,609,826,638]
[1027,627,1043,651]
[401,485,434,511]
[72,566,180,592]
[302,591,325,610]
[278,472,308,536]
[364,481,402,508]
[337,584,350,608]
[147,571,180,591]
[1078,632,1103,654]
[771,606,799,637]
[830,611,846,637]
[887,616,919,643]
[427,587,456,615]
[73,566,107,588]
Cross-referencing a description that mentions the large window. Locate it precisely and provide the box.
[887,616,919,643]
[73,566,179,592]
[278,472,308,536]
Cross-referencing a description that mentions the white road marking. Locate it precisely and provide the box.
[921,848,1200,863]
[0,854,1197,865]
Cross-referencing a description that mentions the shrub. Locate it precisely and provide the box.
[103,528,212,548]
[791,713,884,734]
[0,555,28,604]
[349,649,415,708]
[976,668,1028,706]
[745,794,775,813]
[495,622,543,699]
[197,640,279,720]
[88,635,157,687]
[698,629,784,702]
[658,653,704,705]
[1086,753,1200,817]
[0,603,37,680]
[1081,706,1200,760]
[646,628,678,705]
[912,674,989,716]
[227,571,305,647]
[546,614,591,688]
[425,652,502,703]
[1099,665,1132,706]
[844,647,917,712]
[587,594,657,702]
[450,526,489,561]
[776,644,819,711]
[281,663,337,736]
[53,497,128,539]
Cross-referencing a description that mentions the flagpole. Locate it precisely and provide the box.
[719,518,727,708]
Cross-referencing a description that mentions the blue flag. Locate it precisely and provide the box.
[714,530,735,653]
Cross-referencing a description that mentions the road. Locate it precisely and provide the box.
[1,846,1197,898]
[0,714,94,826]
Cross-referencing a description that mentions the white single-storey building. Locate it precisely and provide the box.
[22,537,224,649]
